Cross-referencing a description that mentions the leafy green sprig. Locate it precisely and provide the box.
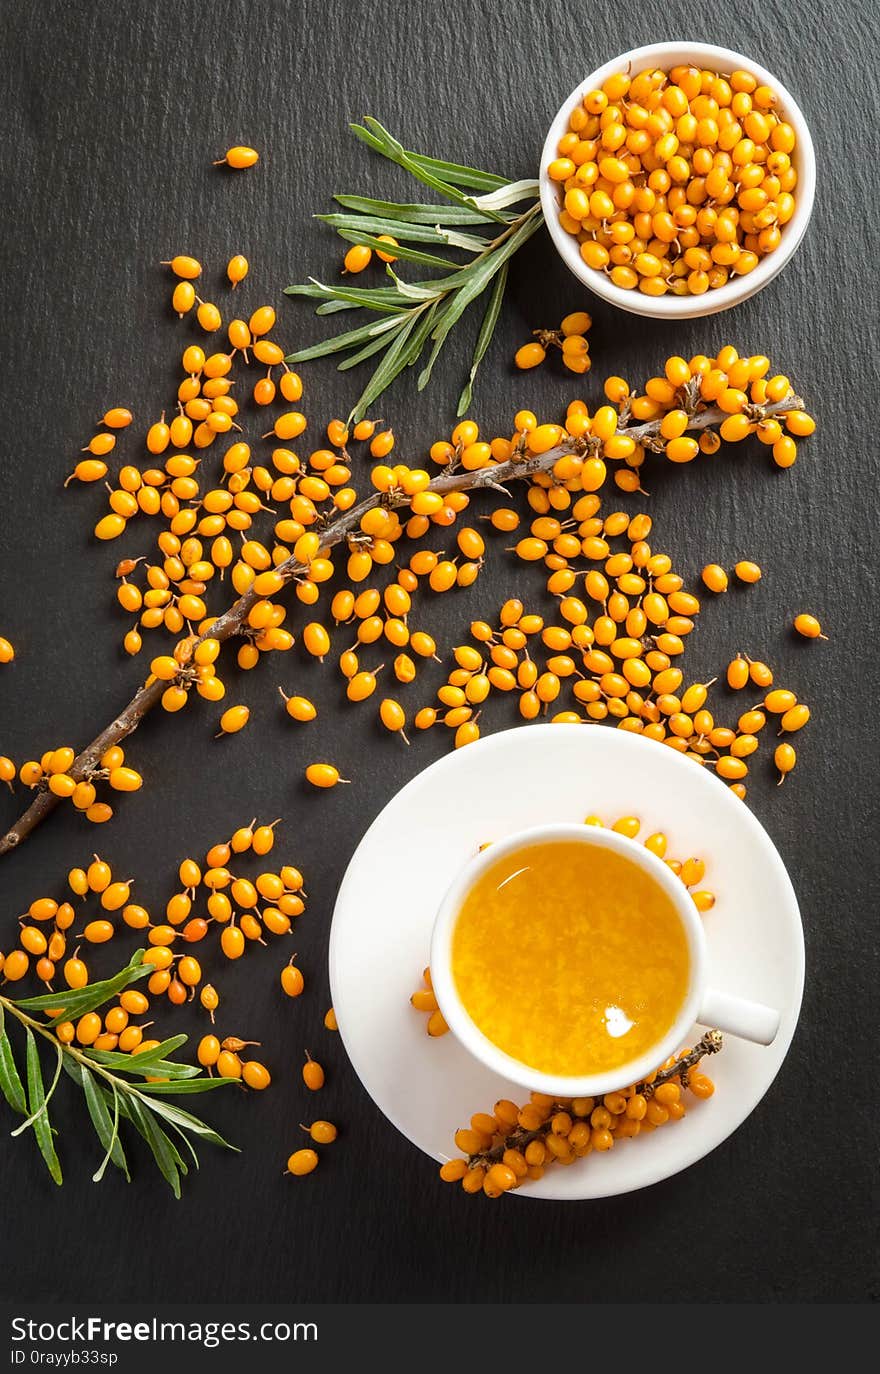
[0,951,235,1195]
[285,117,544,420]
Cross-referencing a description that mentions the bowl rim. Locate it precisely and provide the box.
[538,40,817,320]
[429,819,708,1098]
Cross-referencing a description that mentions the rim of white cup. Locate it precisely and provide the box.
[429,821,707,1098]
[539,41,816,320]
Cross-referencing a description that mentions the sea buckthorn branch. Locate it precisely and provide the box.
[0,950,235,1192]
[286,117,543,418]
[447,1030,724,1195]
[0,391,803,859]
[640,1027,723,1094]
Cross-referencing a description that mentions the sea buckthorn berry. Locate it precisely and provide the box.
[343,244,372,273]
[243,1061,271,1090]
[734,560,762,584]
[775,742,796,782]
[780,704,810,733]
[727,655,749,689]
[108,765,142,791]
[302,1053,324,1090]
[305,763,349,789]
[793,613,826,640]
[198,1034,221,1067]
[162,255,201,280]
[701,563,728,593]
[281,959,305,998]
[214,145,259,169]
[515,342,546,370]
[379,698,409,742]
[226,253,248,286]
[217,704,250,735]
[287,1149,319,1177]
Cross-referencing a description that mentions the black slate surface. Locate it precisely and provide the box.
[1,0,877,1304]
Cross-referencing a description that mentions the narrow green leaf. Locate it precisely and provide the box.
[358,119,509,193]
[334,194,494,225]
[350,119,507,222]
[384,269,442,302]
[404,202,543,301]
[136,1091,237,1149]
[404,300,441,367]
[469,178,541,210]
[335,229,453,271]
[11,1039,62,1135]
[434,225,490,252]
[118,1034,188,1062]
[85,1034,201,1078]
[137,1077,238,1095]
[0,1014,27,1116]
[24,1029,62,1185]
[348,119,387,156]
[409,151,508,191]
[285,312,406,364]
[457,260,508,415]
[313,298,352,315]
[336,317,412,371]
[317,213,480,247]
[80,1069,129,1182]
[166,1121,201,1169]
[15,951,148,1018]
[348,310,422,423]
[416,304,455,390]
[83,1053,200,1080]
[126,1097,181,1198]
[421,204,543,384]
[284,280,410,315]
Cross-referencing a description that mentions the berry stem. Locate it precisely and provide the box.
[465,1029,724,1168]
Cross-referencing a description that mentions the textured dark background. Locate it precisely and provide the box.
[1,0,877,1304]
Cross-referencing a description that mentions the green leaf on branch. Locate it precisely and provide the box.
[15,951,149,1019]
[286,118,544,416]
[80,1068,129,1182]
[24,1029,62,1185]
[0,1009,27,1116]
[458,260,509,416]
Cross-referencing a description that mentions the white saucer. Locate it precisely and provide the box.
[329,725,804,1200]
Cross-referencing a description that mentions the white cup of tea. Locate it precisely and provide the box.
[430,823,780,1099]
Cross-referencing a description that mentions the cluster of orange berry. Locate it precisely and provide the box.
[13,744,142,827]
[0,821,306,1005]
[286,1117,338,1178]
[66,407,134,487]
[549,64,798,296]
[514,310,592,375]
[284,1050,337,1178]
[341,237,399,275]
[723,656,810,784]
[0,855,175,1056]
[196,1033,271,1088]
[441,1037,718,1196]
[41,320,817,835]
[159,819,306,968]
[410,967,450,1037]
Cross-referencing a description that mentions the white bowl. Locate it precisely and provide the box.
[539,41,816,319]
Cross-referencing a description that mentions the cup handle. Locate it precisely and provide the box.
[697,987,780,1046]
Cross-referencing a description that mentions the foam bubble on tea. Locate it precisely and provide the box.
[451,841,690,1077]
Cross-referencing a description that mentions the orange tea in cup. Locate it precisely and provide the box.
[451,839,690,1078]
